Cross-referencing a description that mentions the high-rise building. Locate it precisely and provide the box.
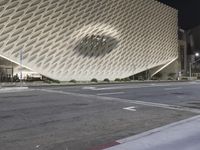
[178,29,187,75]
[186,26,200,76]
[0,0,178,81]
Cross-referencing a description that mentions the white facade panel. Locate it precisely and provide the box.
[0,0,178,81]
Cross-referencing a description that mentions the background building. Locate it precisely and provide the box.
[184,26,200,77]
[178,29,187,76]
[0,0,178,81]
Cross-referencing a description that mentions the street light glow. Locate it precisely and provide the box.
[195,52,200,57]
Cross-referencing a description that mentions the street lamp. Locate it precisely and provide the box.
[189,52,200,78]
[20,49,23,87]
[195,52,200,57]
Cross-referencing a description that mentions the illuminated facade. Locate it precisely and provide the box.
[0,0,178,81]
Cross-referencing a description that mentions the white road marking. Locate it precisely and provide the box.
[66,146,69,150]
[97,92,125,96]
[82,84,172,91]
[150,84,156,86]
[35,145,40,148]
[164,87,182,90]
[190,81,198,84]
[82,83,188,91]
[0,87,33,93]
[82,86,95,90]
[177,95,185,99]
[39,89,200,114]
[123,106,136,111]
[91,85,153,90]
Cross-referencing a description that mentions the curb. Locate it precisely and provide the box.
[31,80,191,88]
[0,80,194,88]
[103,115,200,150]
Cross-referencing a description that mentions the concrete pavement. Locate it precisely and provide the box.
[1,81,200,150]
[105,115,200,150]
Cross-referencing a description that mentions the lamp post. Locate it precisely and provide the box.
[20,49,23,87]
[189,52,200,78]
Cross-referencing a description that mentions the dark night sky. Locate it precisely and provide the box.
[158,0,200,30]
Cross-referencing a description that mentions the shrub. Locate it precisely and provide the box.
[42,76,60,83]
[43,80,51,84]
[167,77,173,80]
[114,78,121,82]
[91,78,98,83]
[103,78,110,82]
[13,74,20,82]
[69,79,76,83]
[52,80,60,83]
[122,77,131,81]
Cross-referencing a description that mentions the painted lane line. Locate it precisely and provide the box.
[123,106,136,111]
[82,86,96,90]
[82,82,196,91]
[164,87,182,90]
[97,92,125,96]
[82,84,188,91]
[91,85,154,90]
[0,87,33,93]
[190,81,198,84]
[38,89,200,114]
[82,85,167,91]
[177,95,185,99]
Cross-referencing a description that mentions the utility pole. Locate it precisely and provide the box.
[189,62,192,78]
[20,49,23,87]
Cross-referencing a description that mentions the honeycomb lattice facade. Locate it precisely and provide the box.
[0,0,178,81]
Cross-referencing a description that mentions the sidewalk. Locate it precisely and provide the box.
[105,115,200,150]
[0,80,192,88]
[0,87,29,93]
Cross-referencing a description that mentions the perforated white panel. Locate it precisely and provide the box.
[0,0,178,81]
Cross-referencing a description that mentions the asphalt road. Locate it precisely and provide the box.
[1,81,200,150]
